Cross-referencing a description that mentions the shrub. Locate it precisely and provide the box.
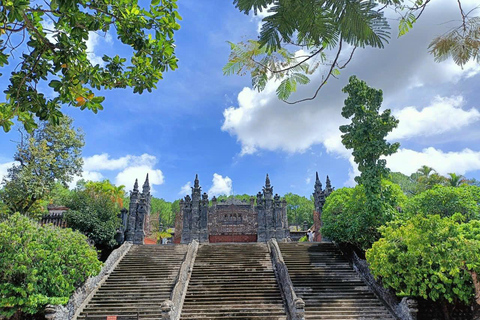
[405,185,480,221]
[64,190,121,250]
[322,180,406,250]
[366,214,480,305]
[0,213,102,318]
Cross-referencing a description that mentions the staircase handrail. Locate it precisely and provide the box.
[268,239,305,320]
[162,240,199,320]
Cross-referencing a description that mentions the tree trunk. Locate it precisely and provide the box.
[442,300,451,320]
[470,270,480,320]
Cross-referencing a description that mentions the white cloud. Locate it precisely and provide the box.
[0,162,14,182]
[386,147,480,176]
[179,181,192,196]
[115,165,164,190]
[305,177,311,184]
[83,153,130,171]
[69,170,104,188]
[207,173,233,197]
[389,96,480,140]
[81,153,164,193]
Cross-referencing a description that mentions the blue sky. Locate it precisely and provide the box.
[1,0,480,202]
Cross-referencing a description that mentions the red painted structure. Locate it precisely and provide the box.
[209,234,257,243]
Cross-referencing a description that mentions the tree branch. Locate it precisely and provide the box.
[285,37,344,105]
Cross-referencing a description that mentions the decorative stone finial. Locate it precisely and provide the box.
[133,178,139,191]
[265,174,271,188]
[326,175,331,189]
[194,174,199,188]
[315,172,322,189]
[142,174,150,194]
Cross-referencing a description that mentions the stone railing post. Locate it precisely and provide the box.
[161,299,174,320]
[268,238,305,320]
[162,240,199,320]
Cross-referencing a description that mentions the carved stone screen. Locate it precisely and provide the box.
[208,204,257,243]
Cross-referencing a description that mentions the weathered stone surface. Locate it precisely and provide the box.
[268,239,305,320]
[340,243,417,320]
[179,174,290,244]
[168,240,198,320]
[46,242,132,320]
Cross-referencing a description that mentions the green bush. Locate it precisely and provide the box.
[322,180,406,250]
[0,213,102,318]
[64,190,121,249]
[405,185,480,220]
[366,214,480,304]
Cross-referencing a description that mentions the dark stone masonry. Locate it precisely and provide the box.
[175,174,290,243]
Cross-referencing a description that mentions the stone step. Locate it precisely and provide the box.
[77,244,187,319]
[180,243,287,320]
[278,242,395,320]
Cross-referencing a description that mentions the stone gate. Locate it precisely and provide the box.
[174,174,290,243]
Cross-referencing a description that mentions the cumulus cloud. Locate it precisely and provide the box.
[86,31,112,66]
[0,161,14,182]
[179,181,192,196]
[115,165,164,190]
[386,148,480,176]
[208,173,233,197]
[69,170,104,188]
[81,153,164,192]
[390,96,480,140]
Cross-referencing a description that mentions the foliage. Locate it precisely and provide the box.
[388,172,418,197]
[216,194,252,202]
[0,213,101,318]
[366,214,480,305]
[0,116,83,218]
[226,0,390,102]
[63,184,121,249]
[322,180,406,250]
[284,193,314,227]
[447,173,468,187]
[298,235,307,242]
[0,0,181,132]
[340,76,399,218]
[84,180,125,208]
[227,1,479,102]
[405,185,480,221]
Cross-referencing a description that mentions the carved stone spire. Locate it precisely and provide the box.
[194,174,199,188]
[142,174,150,195]
[133,178,139,192]
[325,175,334,196]
[315,171,322,190]
[263,174,273,200]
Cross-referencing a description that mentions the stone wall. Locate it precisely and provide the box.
[208,204,257,236]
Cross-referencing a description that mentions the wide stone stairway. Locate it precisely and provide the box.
[180,243,288,320]
[278,242,395,319]
[77,245,187,320]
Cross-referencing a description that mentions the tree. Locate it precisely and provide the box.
[405,185,480,221]
[366,214,480,318]
[0,116,83,218]
[340,76,399,218]
[283,193,314,229]
[0,213,101,318]
[226,0,479,102]
[322,180,406,250]
[388,172,418,197]
[447,172,467,187]
[63,182,121,250]
[84,180,126,207]
[0,0,181,132]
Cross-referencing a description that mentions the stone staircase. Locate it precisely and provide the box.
[77,245,188,320]
[278,242,395,320]
[180,243,287,320]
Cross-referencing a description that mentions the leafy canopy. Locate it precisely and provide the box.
[64,181,122,249]
[0,0,181,132]
[367,214,480,305]
[340,76,399,218]
[0,116,84,218]
[226,0,479,102]
[0,213,101,318]
[322,180,406,250]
